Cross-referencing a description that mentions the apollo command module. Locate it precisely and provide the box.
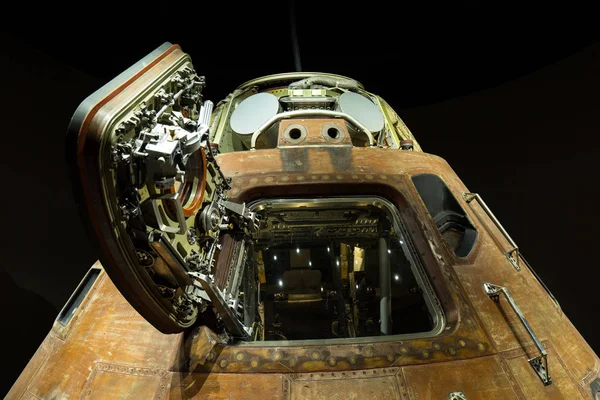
[7,42,600,399]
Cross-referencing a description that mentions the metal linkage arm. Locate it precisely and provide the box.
[188,272,250,340]
[484,283,552,386]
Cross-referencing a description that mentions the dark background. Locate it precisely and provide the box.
[1,4,599,396]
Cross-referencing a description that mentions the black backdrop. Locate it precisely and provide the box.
[1,5,599,395]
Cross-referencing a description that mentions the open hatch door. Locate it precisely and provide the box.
[67,43,256,336]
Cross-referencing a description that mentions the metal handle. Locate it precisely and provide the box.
[484,283,552,386]
[462,192,520,271]
[250,110,375,149]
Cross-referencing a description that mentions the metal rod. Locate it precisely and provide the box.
[149,233,193,288]
[464,192,559,307]
[484,282,551,385]
[154,80,196,123]
[379,237,391,335]
[250,110,375,149]
[462,192,520,271]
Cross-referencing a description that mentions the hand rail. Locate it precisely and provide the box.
[462,192,520,271]
[463,192,560,308]
[484,283,552,386]
[250,110,375,149]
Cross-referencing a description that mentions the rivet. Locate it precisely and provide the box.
[250,359,259,368]
[386,353,395,362]
[322,175,330,180]
[433,343,441,350]
[477,343,486,351]
[336,175,344,180]
[296,175,305,181]
[366,174,374,180]
[422,350,429,358]
[280,176,289,182]
[400,346,409,354]
[273,351,283,361]
[362,347,374,357]
[206,351,215,361]
[379,175,388,180]
[218,359,228,368]
[449,347,457,356]
[235,352,245,361]
[250,178,259,184]
[311,350,322,360]
[265,177,274,183]
[289,358,298,367]
[458,339,466,348]
[327,356,337,366]
[348,355,357,364]
[311,175,319,180]
[351,174,359,180]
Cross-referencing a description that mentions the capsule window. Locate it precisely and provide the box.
[412,174,477,257]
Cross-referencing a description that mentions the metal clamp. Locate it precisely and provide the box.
[484,283,552,386]
[250,110,375,149]
[462,192,520,271]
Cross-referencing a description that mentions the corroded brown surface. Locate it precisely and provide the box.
[169,373,284,399]
[402,356,518,399]
[9,146,600,398]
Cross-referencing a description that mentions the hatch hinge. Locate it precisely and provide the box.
[188,272,251,340]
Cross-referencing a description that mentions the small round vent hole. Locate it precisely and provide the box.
[289,128,302,140]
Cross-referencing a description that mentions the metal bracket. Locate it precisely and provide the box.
[530,355,551,387]
[484,283,552,386]
[448,391,467,400]
[462,192,520,271]
[189,272,250,340]
[222,200,259,233]
[143,193,188,234]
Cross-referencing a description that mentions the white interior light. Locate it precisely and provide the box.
[355,284,359,289]
[296,248,300,253]
[273,255,277,261]
[278,279,283,287]
[394,274,400,281]
[327,247,330,252]
[336,260,340,266]
[309,261,312,266]
[387,249,391,254]
[399,240,404,245]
